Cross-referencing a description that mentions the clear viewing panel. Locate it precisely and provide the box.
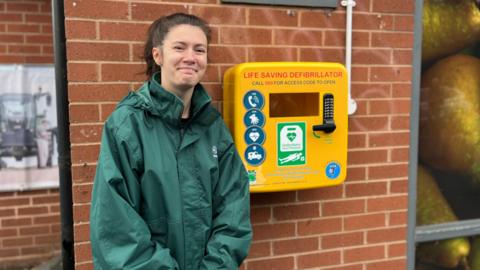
[269,93,319,117]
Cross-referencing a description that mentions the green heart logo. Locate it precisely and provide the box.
[286,132,296,142]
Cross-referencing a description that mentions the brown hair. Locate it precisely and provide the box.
[143,13,211,78]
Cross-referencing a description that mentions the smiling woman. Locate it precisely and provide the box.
[89,13,252,270]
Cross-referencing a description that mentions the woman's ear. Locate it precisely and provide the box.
[152,47,163,66]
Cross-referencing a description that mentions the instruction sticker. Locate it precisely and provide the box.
[277,122,306,166]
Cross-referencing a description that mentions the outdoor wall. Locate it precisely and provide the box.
[0,1,61,269]
[65,0,414,269]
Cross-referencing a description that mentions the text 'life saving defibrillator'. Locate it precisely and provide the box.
[223,62,348,192]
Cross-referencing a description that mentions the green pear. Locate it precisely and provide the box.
[419,54,480,188]
[423,0,480,63]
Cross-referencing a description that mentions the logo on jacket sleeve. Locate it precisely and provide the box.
[212,146,218,158]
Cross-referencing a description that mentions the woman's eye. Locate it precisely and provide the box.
[195,48,206,53]
[174,46,184,51]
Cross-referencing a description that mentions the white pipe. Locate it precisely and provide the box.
[341,0,357,115]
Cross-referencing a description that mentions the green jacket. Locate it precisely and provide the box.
[90,74,252,270]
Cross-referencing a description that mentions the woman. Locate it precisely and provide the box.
[90,13,252,269]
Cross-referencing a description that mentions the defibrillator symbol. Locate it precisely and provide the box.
[277,122,306,166]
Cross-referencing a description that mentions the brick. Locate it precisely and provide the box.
[275,29,321,46]
[99,22,148,42]
[351,83,391,99]
[67,63,98,82]
[273,203,319,221]
[345,213,386,231]
[247,256,294,270]
[298,217,342,236]
[273,237,318,255]
[392,83,411,98]
[221,27,271,45]
[0,228,18,238]
[101,63,146,82]
[32,195,59,204]
[394,15,414,31]
[250,206,271,224]
[100,103,117,121]
[323,199,365,216]
[131,3,186,21]
[372,32,413,48]
[301,11,345,28]
[67,42,129,61]
[351,66,369,82]
[322,232,364,249]
[324,265,363,270]
[367,195,408,212]
[69,84,129,102]
[8,45,41,54]
[350,116,389,133]
[252,223,295,241]
[193,6,246,25]
[33,215,60,225]
[25,55,53,64]
[25,34,53,44]
[70,124,103,144]
[3,237,33,247]
[370,67,412,82]
[388,242,406,257]
[65,20,96,40]
[0,208,15,217]
[389,211,407,226]
[390,180,408,194]
[21,246,49,256]
[65,0,128,19]
[73,204,91,223]
[367,227,406,243]
[348,149,388,165]
[298,185,343,201]
[248,47,296,62]
[42,45,54,54]
[25,14,51,23]
[353,13,393,31]
[346,182,388,197]
[369,164,409,180]
[250,191,296,206]
[392,49,412,65]
[71,144,100,164]
[75,262,94,270]
[352,49,391,65]
[6,2,39,12]
[248,241,270,258]
[344,245,385,263]
[73,223,89,244]
[0,197,30,207]
[346,167,366,182]
[75,242,92,263]
[297,251,341,268]
[72,164,97,184]
[207,46,246,64]
[299,48,343,63]
[368,132,410,148]
[391,116,410,130]
[348,133,366,149]
[372,0,414,13]
[352,100,368,115]
[366,258,407,270]
[7,24,40,33]
[42,24,52,34]
[18,206,49,216]
[0,14,23,22]
[249,8,298,27]
[0,34,24,43]
[0,248,19,258]
[69,104,100,123]
[2,217,32,227]
[19,226,50,236]
[35,234,60,245]
[72,184,92,204]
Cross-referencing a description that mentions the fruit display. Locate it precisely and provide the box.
[417,0,480,268]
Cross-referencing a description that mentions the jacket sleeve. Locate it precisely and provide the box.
[199,131,253,270]
[90,120,180,270]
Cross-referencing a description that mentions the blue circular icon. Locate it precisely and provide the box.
[243,90,264,110]
[325,162,341,179]
[244,144,266,166]
[244,127,265,145]
[243,109,265,127]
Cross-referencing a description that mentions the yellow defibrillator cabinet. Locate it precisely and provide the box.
[223,62,348,192]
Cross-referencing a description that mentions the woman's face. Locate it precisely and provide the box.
[153,24,208,94]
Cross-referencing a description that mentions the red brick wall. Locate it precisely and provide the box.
[0,0,60,269]
[65,1,414,269]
